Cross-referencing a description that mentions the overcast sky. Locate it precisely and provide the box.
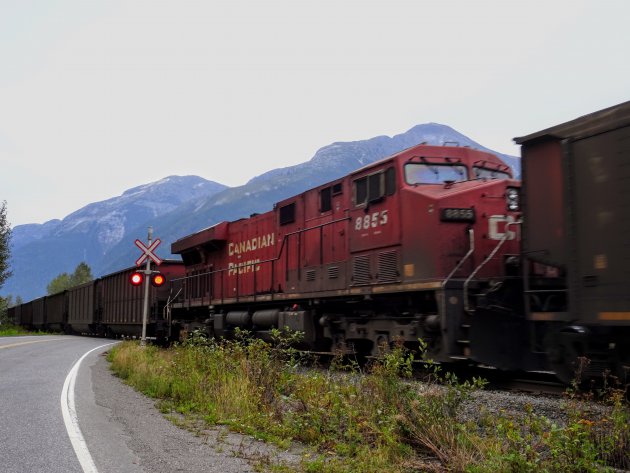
[1,0,628,227]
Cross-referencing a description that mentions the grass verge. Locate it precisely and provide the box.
[0,324,48,336]
[108,332,630,472]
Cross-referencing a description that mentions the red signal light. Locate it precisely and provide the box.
[130,272,144,286]
[151,272,165,287]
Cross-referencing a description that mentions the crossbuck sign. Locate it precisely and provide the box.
[135,238,163,266]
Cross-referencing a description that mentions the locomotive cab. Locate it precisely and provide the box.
[345,145,522,360]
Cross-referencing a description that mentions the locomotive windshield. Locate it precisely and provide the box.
[404,163,468,185]
[473,166,511,180]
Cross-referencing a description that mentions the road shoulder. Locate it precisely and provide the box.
[77,349,302,473]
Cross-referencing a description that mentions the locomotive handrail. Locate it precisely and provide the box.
[442,228,475,288]
[170,216,351,303]
[164,287,182,339]
[464,220,522,314]
[441,228,474,325]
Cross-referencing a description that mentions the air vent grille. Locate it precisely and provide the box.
[378,250,399,283]
[352,255,371,285]
[328,266,339,279]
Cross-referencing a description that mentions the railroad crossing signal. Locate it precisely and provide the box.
[130,271,165,287]
[135,238,162,266]
[151,272,165,287]
[130,272,144,286]
[135,226,161,347]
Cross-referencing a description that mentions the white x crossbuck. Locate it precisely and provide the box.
[135,238,163,266]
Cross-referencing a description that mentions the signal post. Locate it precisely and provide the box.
[132,226,163,346]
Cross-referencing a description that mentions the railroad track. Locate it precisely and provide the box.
[486,372,567,396]
[412,362,569,396]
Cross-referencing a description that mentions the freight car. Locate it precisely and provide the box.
[45,290,66,331]
[99,262,185,339]
[469,101,630,383]
[10,261,184,339]
[169,143,522,364]
[517,101,630,382]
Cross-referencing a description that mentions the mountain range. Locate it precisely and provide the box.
[3,123,520,301]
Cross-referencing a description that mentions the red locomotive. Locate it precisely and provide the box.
[170,143,521,362]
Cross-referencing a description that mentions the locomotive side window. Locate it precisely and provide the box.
[279,202,296,225]
[320,186,332,212]
[385,167,396,196]
[473,166,511,180]
[354,167,395,206]
[368,173,382,202]
[355,177,368,205]
[182,250,202,266]
[404,163,468,185]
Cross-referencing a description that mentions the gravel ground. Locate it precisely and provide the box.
[458,387,614,427]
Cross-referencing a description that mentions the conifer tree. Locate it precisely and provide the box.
[0,201,12,291]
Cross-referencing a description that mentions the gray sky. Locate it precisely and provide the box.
[1,0,628,227]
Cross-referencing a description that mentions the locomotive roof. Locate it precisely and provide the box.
[514,100,630,145]
[171,221,229,254]
[351,143,503,175]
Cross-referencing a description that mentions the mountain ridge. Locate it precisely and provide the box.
[3,123,520,301]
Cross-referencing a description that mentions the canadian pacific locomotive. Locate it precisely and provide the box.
[9,101,630,383]
[168,143,522,366]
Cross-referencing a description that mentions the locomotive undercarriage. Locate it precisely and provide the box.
[172,286,485,363]
[541,325,630,385]
[469,277,630,384]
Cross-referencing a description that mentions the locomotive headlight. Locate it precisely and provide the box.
[506,187,520,211]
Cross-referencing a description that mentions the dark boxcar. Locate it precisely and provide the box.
[6,305,16,325]
[100,261,184,338]
[67,281,97,334]
[515,101,630,380]
[32,297,46,330]
[45,291,67,331]
[18,300,33,328]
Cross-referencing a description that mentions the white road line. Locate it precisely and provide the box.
[61,343,116,473]
[0,338,62,349]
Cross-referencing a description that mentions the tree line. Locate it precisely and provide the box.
[0,201,93,324]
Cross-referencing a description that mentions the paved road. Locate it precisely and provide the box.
[0,336,115,473]
[0,335,301,473]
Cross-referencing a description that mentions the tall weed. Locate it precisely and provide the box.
[108,334,630,472]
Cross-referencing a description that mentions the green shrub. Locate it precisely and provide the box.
[108,335,629,472]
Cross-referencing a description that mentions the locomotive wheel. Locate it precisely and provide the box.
[617,363,630,385]
[545,331,586,385]
[615,344,630,385]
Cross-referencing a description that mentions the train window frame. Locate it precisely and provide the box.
[367,173,382,202]
[320,186,332,213]
[385,167,396,196]
[473,166,512,180]
[404,162,469,185]
[279,202,296,225]
[354,177,368,206]
[353,167,396,207]
[182,250,202,266]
